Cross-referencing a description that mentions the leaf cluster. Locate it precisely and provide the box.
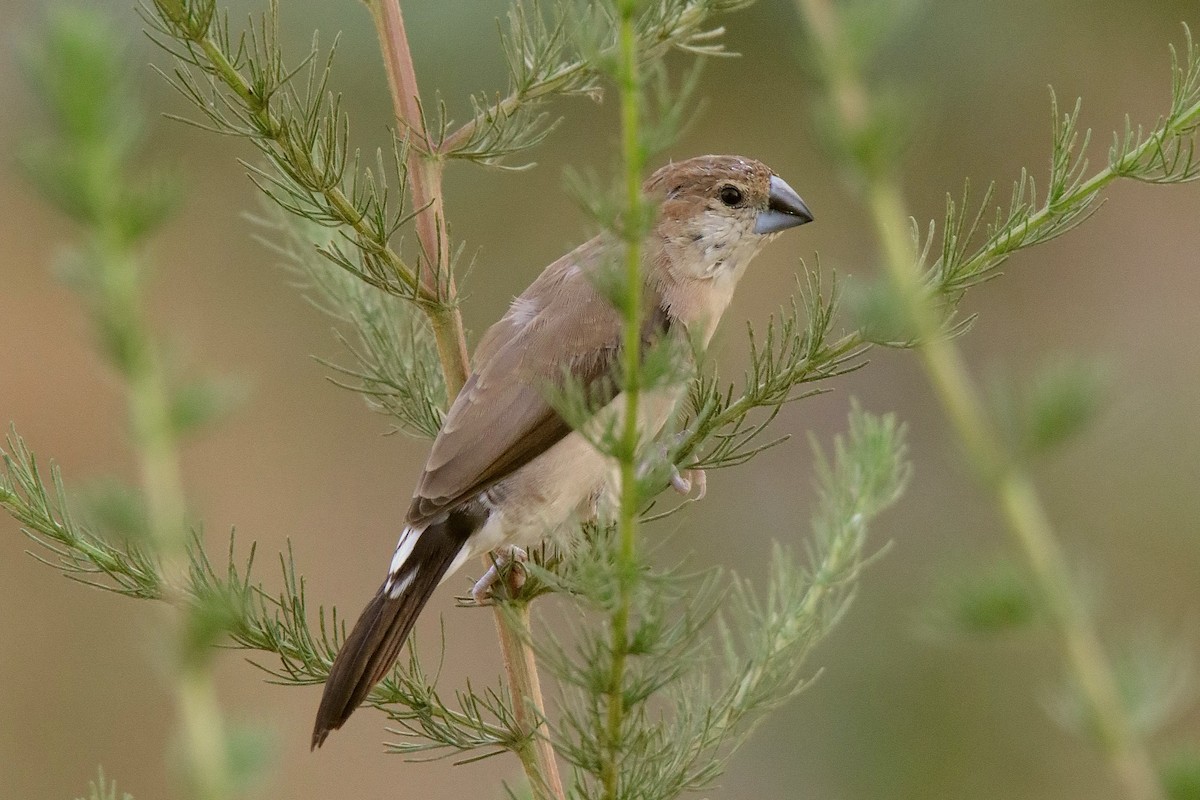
[1,432,162,598]
[146,0,431,303]
[435,0,754,167]
[678,268,865,473]
[922,27,1200,311]
[20,7,179,243]
[17,5,239,561]
[1,419,558,773]
[256,210,446,438]
[20,6,180,374]
[521,406,907,800]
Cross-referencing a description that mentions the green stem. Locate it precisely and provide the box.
[604,2,646,798]
[191,38,412,288]
[793,3,1166,800]
[894,227,1164,800]
[438,62,588,156]
[176,669,233,800]
[95,229,231,798]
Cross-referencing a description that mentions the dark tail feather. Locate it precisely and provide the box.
[312,520,471,749]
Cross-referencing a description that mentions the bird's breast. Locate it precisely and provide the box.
[478,386,683,551]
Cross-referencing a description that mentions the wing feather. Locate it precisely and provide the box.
[406,240,669,526]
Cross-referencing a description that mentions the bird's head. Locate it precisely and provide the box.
[645,155,812,282]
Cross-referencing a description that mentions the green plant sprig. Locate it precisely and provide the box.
[434,0,755,166]
[144,0,434,302]
[529,406,907,799]
[677,269,866,474]
[930,27,1200,306]
[255,210,447,438]
[794,3,1200,800]
[0,432,535,764]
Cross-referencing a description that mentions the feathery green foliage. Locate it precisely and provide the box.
[10,8,244,798]
[145,0,430,303]
[679,270,865,473]
[922,29,1200,316]
[2,431,161,599]
[794,2,1200,800]
[528,406,906,799]
[435,0,754,167]
[256,210,446,438]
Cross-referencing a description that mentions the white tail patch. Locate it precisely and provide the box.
[438,545,474,587]
[386,571,415,598]
[384,527,420,598]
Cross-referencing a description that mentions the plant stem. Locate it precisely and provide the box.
[792,2,1166,799]
[493,603,568,800]
[878,184,1163,800]
[154,2,469,396]
[603,2,647,798]
[96,227,231,798]
[438,62,588,156]
[365,0,469,397]
[364,3,560,795]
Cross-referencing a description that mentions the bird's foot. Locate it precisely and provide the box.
[643,441,708,502]
[670,465,707,500]
[470,546,528,605]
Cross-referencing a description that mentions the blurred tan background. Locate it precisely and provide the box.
[3,0,1199,798]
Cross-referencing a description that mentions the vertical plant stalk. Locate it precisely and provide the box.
[792,2,1165,800]
[365,0,469,397]
[132,356,232,800]
[99,239,231,799]
[364,3,562,797]
[494,603,568,800]
[604,1,647,797]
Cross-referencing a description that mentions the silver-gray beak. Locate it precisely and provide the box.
[754,174,814,234]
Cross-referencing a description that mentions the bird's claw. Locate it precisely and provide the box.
[670,466,707,501]
[470,546,528,605]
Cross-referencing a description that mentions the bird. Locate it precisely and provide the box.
[312,154,813,748]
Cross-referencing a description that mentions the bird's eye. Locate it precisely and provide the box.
[718,184,744,207]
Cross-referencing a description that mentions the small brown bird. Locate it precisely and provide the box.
[312,155,813,747]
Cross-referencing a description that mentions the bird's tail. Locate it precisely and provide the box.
[312,515,477,749]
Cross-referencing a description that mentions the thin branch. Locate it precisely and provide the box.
[364,0,469,395]
[146,0,472,395]
[493,604,568,800]
[363,2,558,795]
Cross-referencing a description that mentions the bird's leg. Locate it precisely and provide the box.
[471,546,528,605]
[642,440,708,501]
[669,464,707,500]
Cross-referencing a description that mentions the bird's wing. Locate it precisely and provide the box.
[406,243,668,526]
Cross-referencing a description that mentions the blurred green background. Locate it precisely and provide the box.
[2,0,1199,797]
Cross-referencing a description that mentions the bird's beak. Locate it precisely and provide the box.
[754,175,814,234]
